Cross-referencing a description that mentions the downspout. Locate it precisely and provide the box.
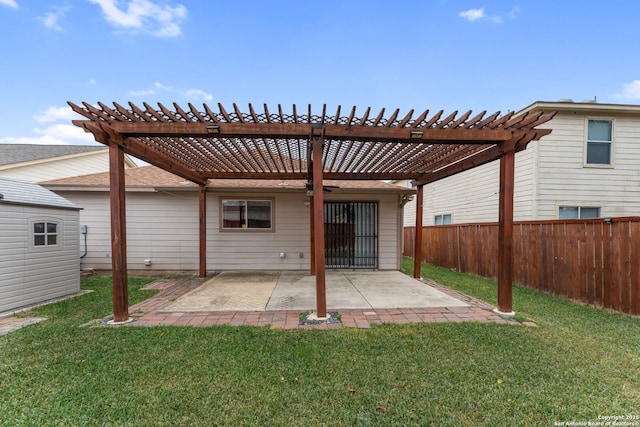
[80,225,88,259]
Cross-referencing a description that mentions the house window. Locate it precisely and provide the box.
[435,214,452,225]
[586,119,612,165]
[33,221,59,246]
[559,206,601,219]
[222,199,272,230]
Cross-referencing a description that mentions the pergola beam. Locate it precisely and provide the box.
[414,130,553,186]
[105,121,515,143]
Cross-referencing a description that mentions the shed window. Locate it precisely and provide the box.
[435,214,452,225]
[222,200,272,230]
[33,221,59,246]
[586,119,612,165]
[559,206,601,219]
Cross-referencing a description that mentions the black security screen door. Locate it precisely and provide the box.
[324,202,378,269]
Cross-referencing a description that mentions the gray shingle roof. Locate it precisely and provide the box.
[0,144,105,167]
[0,177,80,210]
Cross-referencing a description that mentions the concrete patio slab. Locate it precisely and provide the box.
[344,271,468,308]
[266,271,371,310]
[162,271,281,312]
[161,270,468,312]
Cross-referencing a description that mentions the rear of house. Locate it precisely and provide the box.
[43,167,413,273]
[0,177,81,314]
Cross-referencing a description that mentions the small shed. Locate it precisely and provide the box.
[0,177,81,314]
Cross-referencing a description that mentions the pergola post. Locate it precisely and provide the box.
[497,149,516,315]
[312,129,327,318]
[109,143,129,322]
[309,194,316,275]
[199,184,207,278]
[413,184,424,279]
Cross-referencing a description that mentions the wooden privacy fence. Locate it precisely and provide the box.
[404,217,640,316]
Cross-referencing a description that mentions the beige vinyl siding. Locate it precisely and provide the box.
[536,112,640,218]
[61,191,200,271]
[422,160,499,224]
[57,189,404,272]
[127,192,199,270]
[513,145,538,219]
[0,151,134,183]
[409,145,540,224]
[208,193,309,270]
[415,108,640,223]
[0,205,80,313]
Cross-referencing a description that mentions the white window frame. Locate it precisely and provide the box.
[584,118,614,168]
[220,198,274,232]
[434,214,452,225]
[558,206,601,219]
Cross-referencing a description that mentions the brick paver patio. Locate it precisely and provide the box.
[122,276,525,329]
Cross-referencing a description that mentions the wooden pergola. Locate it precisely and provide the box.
[69,101,555,322]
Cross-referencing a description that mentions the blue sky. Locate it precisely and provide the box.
[1,0,639,146]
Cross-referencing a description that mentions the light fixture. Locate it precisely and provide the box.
[410,130,424,139]
[206,125,220,134]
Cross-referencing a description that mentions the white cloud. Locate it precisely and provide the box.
[35,106,76,123]
[88,0,187,37]
[185,89,213,102]
[131,81,213,101]
[0,0,18,9]
[618,80,640,100]
[0,136,67,145]
[129,88,156,96]
[0,105,97,146]
[38,6,71,31]
[459,8,484,21]
[459,7,518,24]
[34,123,96,143]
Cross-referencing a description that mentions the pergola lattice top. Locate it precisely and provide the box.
[69,101,555,186]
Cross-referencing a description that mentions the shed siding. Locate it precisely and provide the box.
[57,190,403,272]
[0,205,80,313]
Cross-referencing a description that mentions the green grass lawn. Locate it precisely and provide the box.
[1,266,639,426]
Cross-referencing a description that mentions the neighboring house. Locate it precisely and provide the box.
[402,100,640,225]
[0,177,81,314]
[0,144,136,183]
[42,166,413,272]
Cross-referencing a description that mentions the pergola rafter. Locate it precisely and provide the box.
[70,102,554,181]
[69,101,556,322]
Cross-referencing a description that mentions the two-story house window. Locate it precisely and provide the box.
[586,119,613,165]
